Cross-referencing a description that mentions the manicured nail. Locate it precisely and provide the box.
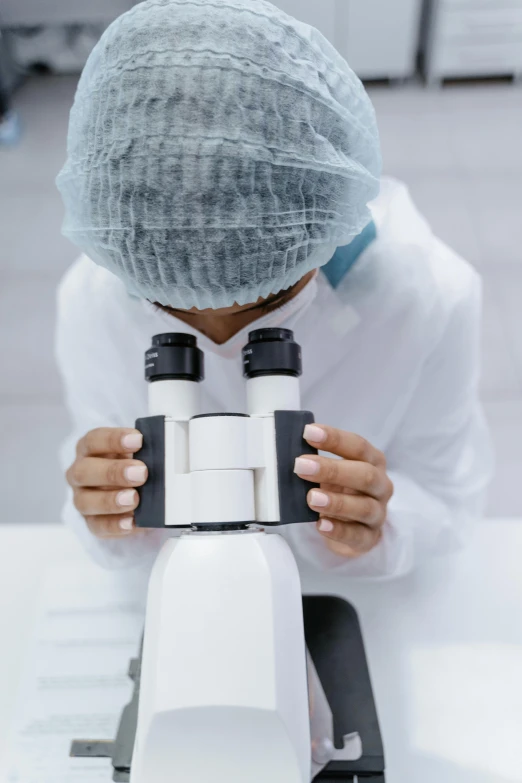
[294,457,320,476]
[309,490,329,508]
[304,424,327,444]
[318,519,334,533]
[124,465,147,483]
[116,489,137,507]
[121,433,143,451]
[119,517,134,531]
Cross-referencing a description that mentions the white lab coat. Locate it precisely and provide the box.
[55,177,493,578]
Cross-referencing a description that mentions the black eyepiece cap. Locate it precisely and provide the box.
[242,328,302,379]
[145,333,204,382]
[248,328,294,344]
[152,333,197,348]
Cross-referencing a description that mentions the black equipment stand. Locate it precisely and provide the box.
[304,596,385,782]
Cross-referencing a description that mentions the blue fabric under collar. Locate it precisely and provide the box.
[322,220,377,289]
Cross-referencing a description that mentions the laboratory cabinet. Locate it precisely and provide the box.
[1,0,427,82]
[0,0,135,26]
[424,0,522,82]
[272,0,424,80]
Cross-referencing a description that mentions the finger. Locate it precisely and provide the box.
[316,518,382,556]
[303,424,385,467]
[295,456,393,501]
[67,458,148,489]
[77,428,143,458]
[319,482,358,496]
[84,514,143,539]
[73,487,139,516]
[307,489,386,528]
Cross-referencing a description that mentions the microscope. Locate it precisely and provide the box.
[71,329,385,782]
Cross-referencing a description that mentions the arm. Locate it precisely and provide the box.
[288,272,493,578]
[383,271,493,575]
[55,261,171,570]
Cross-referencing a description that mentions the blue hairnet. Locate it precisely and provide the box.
[57,0,381,310]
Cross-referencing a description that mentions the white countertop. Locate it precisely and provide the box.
[1,520,521,783]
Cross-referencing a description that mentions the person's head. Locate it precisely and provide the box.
[57,0,381,314]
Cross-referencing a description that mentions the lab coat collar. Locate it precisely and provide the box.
[292,272,362,396]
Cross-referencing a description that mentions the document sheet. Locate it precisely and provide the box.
[5,564,145,782]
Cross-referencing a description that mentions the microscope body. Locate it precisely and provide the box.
[130,330,318,783]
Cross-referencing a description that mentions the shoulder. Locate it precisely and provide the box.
[328,178,482,363]
[55,255,148,377]
[370,176,482,313]
[55,256,153,422]
[56,254,148,342]
[57,254,128,319]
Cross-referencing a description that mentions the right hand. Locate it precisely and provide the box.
[67,427,148,539]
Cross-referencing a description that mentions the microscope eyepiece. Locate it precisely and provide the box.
[248,328,294,344]
[242,328,302,379]
[145,333,204,382]
[152,333,197,348]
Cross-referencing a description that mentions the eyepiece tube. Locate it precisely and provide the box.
[146,332,204,383]
[243,329,302,415]
[145,333,203,419]
[242,328,302,379]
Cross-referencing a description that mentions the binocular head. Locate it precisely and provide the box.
[135,328,318,531]
[144,327,303,384]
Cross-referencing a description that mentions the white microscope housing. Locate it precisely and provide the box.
[130,329,320,783]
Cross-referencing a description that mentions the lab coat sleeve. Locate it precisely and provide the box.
[287,271,493,578]
[55,261,173,571]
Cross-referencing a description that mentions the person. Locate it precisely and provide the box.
[55,0,493,577]
[0,81,20,145]
[0,32,20,145]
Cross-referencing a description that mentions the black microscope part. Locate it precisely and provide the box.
[242,327,302,379]
[191,412,249,419]
[145,333,204,383]
[134,416,168,529]
[248,327,295,343]
[152,333,197,348]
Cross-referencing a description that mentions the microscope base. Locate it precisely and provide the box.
[71,597,385,783]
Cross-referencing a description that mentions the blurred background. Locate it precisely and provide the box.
[0,0,521,526]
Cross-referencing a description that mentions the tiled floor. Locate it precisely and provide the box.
[0,75,521,523]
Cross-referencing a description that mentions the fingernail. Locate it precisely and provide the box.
[116,489,137,507]
[121,433,143,451]
[294,457,320,476]
[119,517,134,531]
[124,465,147,483]
[318,519,334,533]
[309,490,329,508]
[304,424,327,444]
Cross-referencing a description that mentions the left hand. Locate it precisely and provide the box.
[294,424,394,558]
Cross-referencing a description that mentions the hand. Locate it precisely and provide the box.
[294,424,394,558]
[66,428,148,539]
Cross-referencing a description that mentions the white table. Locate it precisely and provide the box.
[1,520,521,783]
